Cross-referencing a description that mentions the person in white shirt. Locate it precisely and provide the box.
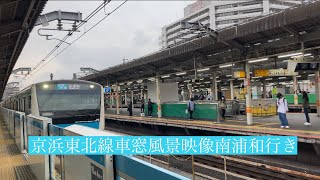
[206,94,212,100]
[187,98,195,120]
[276,93,289,128]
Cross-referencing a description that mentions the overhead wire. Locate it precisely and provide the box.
[6,0,125,96]
[30,0,128,77]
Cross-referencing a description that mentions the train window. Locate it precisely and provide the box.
[37,86,101,111]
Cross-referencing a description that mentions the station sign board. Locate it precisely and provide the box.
[254,70,268,77]
[254,69,298,77]
[233,71,246,78]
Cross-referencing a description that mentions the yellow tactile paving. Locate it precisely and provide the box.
[0,119,37,180]
[107,114,320,138]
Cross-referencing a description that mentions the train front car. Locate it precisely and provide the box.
[33,80,105,125]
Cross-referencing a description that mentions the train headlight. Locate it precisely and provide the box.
[43,84,49,89]
[90,85,95,88]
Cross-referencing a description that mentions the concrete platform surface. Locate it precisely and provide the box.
[106,112,320,143]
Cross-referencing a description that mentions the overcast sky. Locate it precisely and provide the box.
[11,1,195,88]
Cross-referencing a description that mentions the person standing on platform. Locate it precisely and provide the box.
[140,97,145,114]
[232,97,239,116]
[199,94,204,100]
[187,98,195,120]
[127,100,133,116]
[104,95,108,111]
[206,94,212,101]
[219,97,227,120]
[147,99,153,117]
[302,91,311,125]
[276,93,289,128]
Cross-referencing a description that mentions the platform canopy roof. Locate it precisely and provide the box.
[82,1,320,86]
[0,0,47,99]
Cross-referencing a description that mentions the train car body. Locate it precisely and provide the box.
[1,79,105,125]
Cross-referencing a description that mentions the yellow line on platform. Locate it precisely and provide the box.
[224,119,246,123]
[106,114,320,135]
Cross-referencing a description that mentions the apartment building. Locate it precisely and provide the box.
[159,0,302,49]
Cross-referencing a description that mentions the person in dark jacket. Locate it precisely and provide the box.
[127,101,133,116]
[147,99,153,117]
[302,91,311,125]
[140,97,145,113]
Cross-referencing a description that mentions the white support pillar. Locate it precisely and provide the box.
[245,62,253,125]
[230,80,234,100]
[124,91,127,105]
[156,75,162,118]
[116,84,120,115]
[211,72,218,101]
[316,71,320,116]
[262,79,267,98]
[141,89,143,99]
[144,90,147,99]
[120,88,123,111]
[293,75,298,105]
[188,83,193,99]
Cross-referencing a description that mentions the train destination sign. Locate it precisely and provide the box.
[56,84,81,90]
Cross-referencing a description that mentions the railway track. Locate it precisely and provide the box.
[106,124,320,179]
[139,155,320,180]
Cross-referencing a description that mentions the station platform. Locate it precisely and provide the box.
[0,118,36,180]
[105,111,320,144]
